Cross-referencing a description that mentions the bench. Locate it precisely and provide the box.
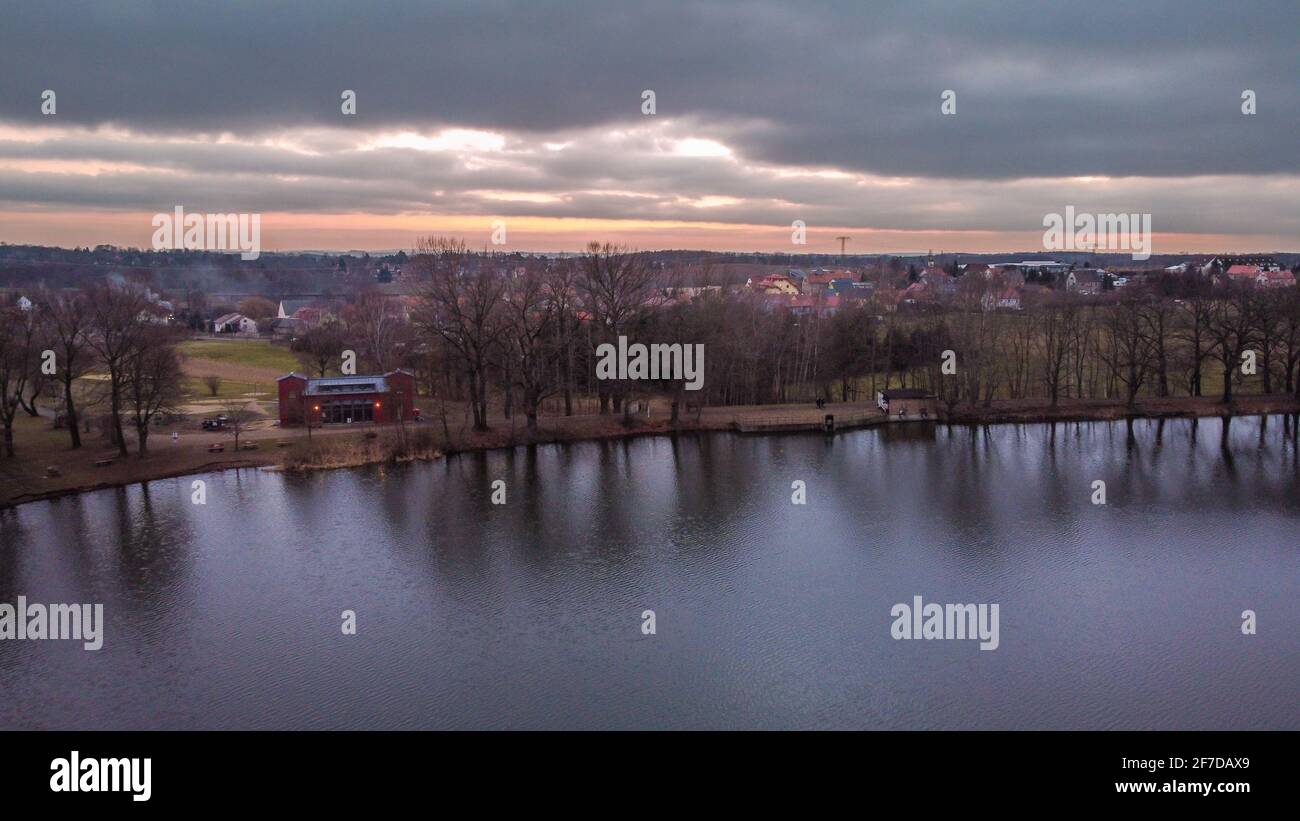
[45,465,62,478]
[93,459,114,468]
[207,444,225,453]
[240,442,259,451]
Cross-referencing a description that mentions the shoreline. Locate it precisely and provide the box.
[4,395,1299,510]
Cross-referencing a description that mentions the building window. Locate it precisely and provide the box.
[321,400,375,423]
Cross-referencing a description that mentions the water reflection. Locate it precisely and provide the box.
[0,416,1296,730]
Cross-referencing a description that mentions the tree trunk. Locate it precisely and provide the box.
[64,378,81,449]
[110,376,128,457]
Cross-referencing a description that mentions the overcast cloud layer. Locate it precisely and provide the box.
[1,0,1298,251]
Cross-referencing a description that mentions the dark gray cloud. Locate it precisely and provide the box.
[3,0,1298,179]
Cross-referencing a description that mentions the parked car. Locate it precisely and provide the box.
[201,416,229,431]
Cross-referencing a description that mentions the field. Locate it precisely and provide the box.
[177,338,296,410]
[177,338,299,373]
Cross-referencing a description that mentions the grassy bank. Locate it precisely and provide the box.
[279,427,443,472]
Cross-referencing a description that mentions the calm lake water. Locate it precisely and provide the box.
[1,417,1297,730]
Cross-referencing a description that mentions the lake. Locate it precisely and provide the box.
[1,417,1297,729]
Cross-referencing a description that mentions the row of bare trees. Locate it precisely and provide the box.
[896,281,1300,413]
[407,238,679,432]
[373,249,1300,429]
[0,284,184,458]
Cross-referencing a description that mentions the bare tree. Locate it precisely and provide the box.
[1136,290,1175,397]
[1252,290,1283,394]
[1034,293,1077,408]
[85,282,151,456]
[0,307,38,457]
[502,267,558,434]
[37,288,94,448]
[1206,283,1257,404]
[1174,289,1214,397]
[412,237,506,431]
[221,400,255,451]
[292,320,346,377]
[125,327,185,457]
[1098,294,1156,409]
[1278,288,1300,397]
[545,259,582,416]
[344,289,403,372]
[578,243,659,414]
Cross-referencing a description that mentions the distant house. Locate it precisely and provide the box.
[982,285,1022,311]
[271,317,304,339]
[1066,269,1106,295]
[920,268,958,298]
[825,277,859,296]
[989,260,1069,277]
[873,286,902,312]
[137,303,171,325]
[838,282,875,302]
[1257,269,1296,288]
[902,281,930,304]
[877,388,937,419]
[804,270,838,294]
[290,306,332,327]
[277,298,327,319]
[15,295,33,311]
[985,268,1026,288]
[213,312,257,334]
[747,273,800,296]
[1213,264,1262,287]
[1206,256,1280,275]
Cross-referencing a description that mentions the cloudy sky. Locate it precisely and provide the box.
[2,0,1298,254]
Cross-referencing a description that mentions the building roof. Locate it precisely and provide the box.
[279,298,315,317]
[278,369,414,396]
[1226,264,1260,276]
[303,376,388,396]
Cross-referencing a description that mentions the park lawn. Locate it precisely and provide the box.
[177,339,299,372]
[184,377,275,401]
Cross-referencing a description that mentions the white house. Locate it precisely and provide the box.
[213,312,258,334]
[16,295,33,311]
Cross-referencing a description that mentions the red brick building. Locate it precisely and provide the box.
[276,370,416,427]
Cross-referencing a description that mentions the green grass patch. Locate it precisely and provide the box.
[177,339,298,372]
[185,378,274,400]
